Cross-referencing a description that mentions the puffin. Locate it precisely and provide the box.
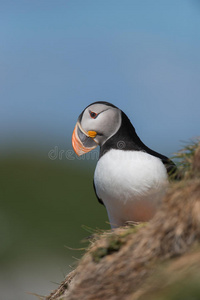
[72,101,176,228]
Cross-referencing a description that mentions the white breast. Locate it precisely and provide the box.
[94,149,168,227]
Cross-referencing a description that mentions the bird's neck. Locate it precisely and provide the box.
[99,111,148,158]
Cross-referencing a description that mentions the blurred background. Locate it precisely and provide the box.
[1,0,200,299]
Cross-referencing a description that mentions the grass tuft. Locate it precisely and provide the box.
[172,138,200,179]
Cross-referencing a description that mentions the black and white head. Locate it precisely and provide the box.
[72,102,122,156]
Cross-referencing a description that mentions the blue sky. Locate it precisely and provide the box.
[1,0,200,156]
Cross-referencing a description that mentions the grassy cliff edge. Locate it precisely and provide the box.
[45,140,200,300]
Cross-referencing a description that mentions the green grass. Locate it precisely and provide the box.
[172,138,200,178]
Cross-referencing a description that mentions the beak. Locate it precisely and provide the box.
[72,122,98,156]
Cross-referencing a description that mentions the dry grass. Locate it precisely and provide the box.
[46,139,200,300]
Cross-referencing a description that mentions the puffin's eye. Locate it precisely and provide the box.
[89,110,98,119]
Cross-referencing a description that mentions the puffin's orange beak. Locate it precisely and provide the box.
[72,123,98,156]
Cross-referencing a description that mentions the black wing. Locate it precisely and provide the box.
[143,146,177,177]
[160,156,177,177]
[93,179,104,206]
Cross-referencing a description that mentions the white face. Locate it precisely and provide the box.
[80,103,122,146]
